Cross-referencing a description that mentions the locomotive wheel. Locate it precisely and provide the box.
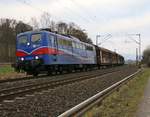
[33,72,38,77]
[67,66,72,73]
[47,71,52,76]
[59,66,63,74]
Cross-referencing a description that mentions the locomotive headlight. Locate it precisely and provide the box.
[21,57,24,61]
[35,56,39,60]
[27,42,30,46]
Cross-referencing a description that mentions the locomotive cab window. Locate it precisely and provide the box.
[31,34,41,44]
[18,35,28,45]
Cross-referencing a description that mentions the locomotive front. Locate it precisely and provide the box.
[15,31,45,75]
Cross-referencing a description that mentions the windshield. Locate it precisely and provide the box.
[31,34,41,44]
[18,35,28,45]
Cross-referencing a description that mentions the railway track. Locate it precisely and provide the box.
[0,68,125,102]
[0,66,138,116]
[58,69,141,117]
[0,66,129,91]
[0,65,129,84]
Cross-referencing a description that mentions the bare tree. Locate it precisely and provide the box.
[50,20,56,31]
[0,18,33,62]
[0,18,16,43]
[0,18,17,62]
[57,22,68,34]
[40,12,51,28]
[30,17,39,29]
[15,21,32,34]
[40,12,57,31]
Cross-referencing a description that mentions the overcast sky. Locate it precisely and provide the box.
[0,0,150,60]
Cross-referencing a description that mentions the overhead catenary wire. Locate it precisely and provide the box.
[16,0,92,23]
[53,0,91,23]
[16,0,62,21]
[18,0,43,12]
[69,0,96,22]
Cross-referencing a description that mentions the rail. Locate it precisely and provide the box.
[0,69,123,102]
[0,65,128,84]
[58,69,141,117]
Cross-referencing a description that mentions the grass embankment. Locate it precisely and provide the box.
[0,65,25,80]
[83,68,150,117]
[0,65,14,75]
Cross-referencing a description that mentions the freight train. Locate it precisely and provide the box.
[14,29,124,76]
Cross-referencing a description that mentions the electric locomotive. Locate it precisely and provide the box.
[15,29,97,76]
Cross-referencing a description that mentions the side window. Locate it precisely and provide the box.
[93,46,95,51]
[49,35,55,44]
[82,44,85,50]
[79,43,82,49]
[90,46,93,51]
[86,45,93,51]
[75,43,78,48]
[86,45,88,50]
[72,41,76,48]
[62,39,66,47]
[63,40,67,46]
[58,39,63,45]
[60,39,72,47]
[68,41,72,47]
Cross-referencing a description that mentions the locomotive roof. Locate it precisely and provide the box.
[17,30,94,46]
[17,30,124,58]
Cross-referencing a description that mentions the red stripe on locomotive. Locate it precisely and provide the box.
[16,47,64,57]
[16,51,28,57]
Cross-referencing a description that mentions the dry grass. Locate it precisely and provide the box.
[0,65,26,80]
[83,68,150,117]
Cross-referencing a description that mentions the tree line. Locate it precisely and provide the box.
[0,13,92,63]
[0,19,32,62]
[30,12,92,44]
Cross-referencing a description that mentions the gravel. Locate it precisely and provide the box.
[0,65,128,90]
[0,66,138,117]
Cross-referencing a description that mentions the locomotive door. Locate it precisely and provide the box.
[48,34,58,62]
[52,35,58,62]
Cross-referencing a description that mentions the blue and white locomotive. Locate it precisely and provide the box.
[15,29,97,76]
